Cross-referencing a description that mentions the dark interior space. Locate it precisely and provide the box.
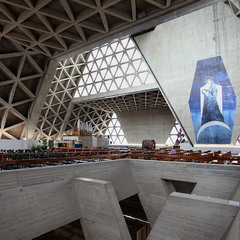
[33,220,85,240]
[119,194,150,240]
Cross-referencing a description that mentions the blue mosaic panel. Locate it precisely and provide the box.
[189,56,236,144]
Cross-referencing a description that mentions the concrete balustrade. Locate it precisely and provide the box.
[0,160,239,240]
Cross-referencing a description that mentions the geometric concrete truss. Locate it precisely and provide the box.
[66,104,113,138]
[0,1,220,141]
[105,112,128,145]
[76,89,167,144]
[34,34,167,141]
[71,35,169,144]
[74,36,156,98]
[33,53,88,140]
[0,37,48,140]
[0,0,202,59]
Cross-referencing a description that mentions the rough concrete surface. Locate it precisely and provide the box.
[0,160,239,240]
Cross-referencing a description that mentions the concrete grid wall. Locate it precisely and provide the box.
[135,2,240,145]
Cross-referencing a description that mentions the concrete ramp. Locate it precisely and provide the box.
[74,177,131,240]
[148,192,240,240]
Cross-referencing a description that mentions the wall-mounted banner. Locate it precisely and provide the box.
[189,56,236,144]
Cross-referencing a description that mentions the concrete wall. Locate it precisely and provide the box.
[0,139,38,151]
[0,160,239,240]
[129,160,240,227]
[135,2,240,145]
[79,136,97,147]
[225,182,240,240]
[0,161,138,240]
[117,108,175,145]
[61,135,109,147]
[79,136,109,148]
[97,137,110,147]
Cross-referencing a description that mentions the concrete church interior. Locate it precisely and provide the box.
[0,0,240,239]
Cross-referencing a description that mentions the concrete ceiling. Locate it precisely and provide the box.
[0,0,226,141]
[0,0,212,59]
[0,37,48,139]
[78,89,167,113]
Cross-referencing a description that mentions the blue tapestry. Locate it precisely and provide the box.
[189,56,236,144]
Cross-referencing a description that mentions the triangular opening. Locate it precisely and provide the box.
[50,128,58,136]
[162,179,196,194]
[37,120,43,129]
[119,194,150,240]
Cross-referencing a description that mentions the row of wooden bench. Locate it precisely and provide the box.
[0,148,239,166]
[127,149,239,164]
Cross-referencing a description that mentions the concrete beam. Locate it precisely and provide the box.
[56,102,74,140]
[27,59,58,139]
[74,177,131,240]
[72,83,159,104]
[148,192,240,240]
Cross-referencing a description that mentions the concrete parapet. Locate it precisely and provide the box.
[0,160,239,239]
[0,160,138,240]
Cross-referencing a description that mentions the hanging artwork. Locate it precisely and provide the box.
[189,56,236,144]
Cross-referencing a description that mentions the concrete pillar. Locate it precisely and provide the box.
[57,102,74,140]
[28,59,58,139]
[74,177,131,240]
